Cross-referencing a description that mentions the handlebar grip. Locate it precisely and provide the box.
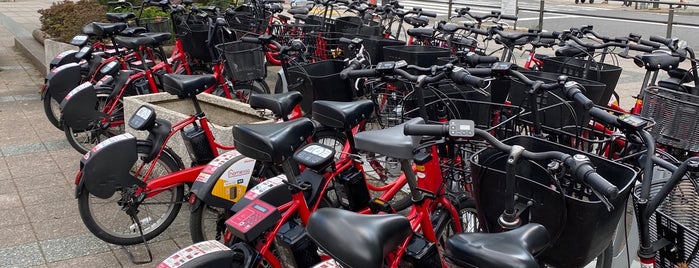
[578,162,619,201]
[564,83,593,110]
[403,123,447,137]
[539,31,556,39]
[241,37,261,44]
[420,10,437,18]
[342,68,379,79]
[266,0,286,3]
[499,14,517,21]
[638,39,663,49]
[463,68,493,77]
[649,35,672,46]
[628,44,655,53]
[588,107,619,127]
[470,54,499,65]
[339,37,353,44]
[451,71,487,88]
[339,61,363,79]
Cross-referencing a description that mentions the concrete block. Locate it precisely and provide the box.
[123,92,272,165]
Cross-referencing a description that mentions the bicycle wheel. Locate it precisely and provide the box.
[77,145,184,245]
[190,204,232,243]
[64,90,124,154]
[230,79,270,103]
[43,90,62,130]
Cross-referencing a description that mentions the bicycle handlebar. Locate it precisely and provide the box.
[403,122,619,200]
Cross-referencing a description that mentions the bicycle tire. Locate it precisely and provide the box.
[64,90,124,154]
[77,144,184,245]
[190,204,232,243]
[233,79,270,103]
[43,91,63,130]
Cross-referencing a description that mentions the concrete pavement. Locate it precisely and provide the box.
[0,0,688,267]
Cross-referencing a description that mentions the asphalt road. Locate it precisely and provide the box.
[400,0,699,47]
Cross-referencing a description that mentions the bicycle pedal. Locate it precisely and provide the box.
[369,198,394,214]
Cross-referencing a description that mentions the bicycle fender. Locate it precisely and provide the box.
[79,133,144,199]
[60,82,105,131]
[49,50,79,70]
[157,240,238,268]
[189,151,258,211]
[45,62,82,102]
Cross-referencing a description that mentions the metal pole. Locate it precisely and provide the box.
[666,6,674,37]
[448,0,453,19]
[538,0,544,31]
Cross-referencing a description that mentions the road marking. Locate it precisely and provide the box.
[517,15,580,21]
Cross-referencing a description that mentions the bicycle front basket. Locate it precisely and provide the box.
[470,135,637,267]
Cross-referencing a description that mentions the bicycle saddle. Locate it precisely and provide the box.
[439,23,462,34]
[404,16,429,28]
[91,22,129,36]
[81,23,96,36]
[407,27,434,38]
[139,32,172,44]
[312,99,374,130]
[445,223,550,268]
[161,74,217,97]
[353,117,423,160]
[249,91,303,119]
[288,7,309,15]
[232,117,315,163]
[306,208,411,268]
[114,35,157,50]
[120,26,148,37]
[637,53,680,71]
[105,12,136,23]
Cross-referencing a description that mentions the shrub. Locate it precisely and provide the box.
[38,0,107,43]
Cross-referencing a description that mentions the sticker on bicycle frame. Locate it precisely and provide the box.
[201,150,243,175]
[243,174,287,200]
[64,82,91,101]
[211,158,256,202]
[156,240,230,268]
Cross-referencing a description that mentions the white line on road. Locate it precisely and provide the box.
[517,15,580,21]
[518,10,699,29]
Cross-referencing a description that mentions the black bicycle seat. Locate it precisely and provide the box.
[445,223,550,268]
[232,117,315,163]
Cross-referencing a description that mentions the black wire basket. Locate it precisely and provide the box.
[542,56,623,105]
[508,70,607,129]
[633,174,699,268]
[470,135,637,267]
[176,23,211,62]
[216,41,266,82]
[285,60,354,114]
[641,85,699,153]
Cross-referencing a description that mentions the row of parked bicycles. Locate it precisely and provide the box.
[40,0,699,266]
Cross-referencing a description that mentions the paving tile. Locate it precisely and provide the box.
[31,216,89,241]
[14,172,70,193]
[42,139,71,152]
[46,252,121,268]
[39,233,110,263]
[0,242,45,267]
[112,239,181,268]
[0,223,36,248]
[4,151,60,178]
[19,183,72,205]
[0,189,22,208]
[0,207,29,228]
[24,198,78,223]
[1,142,46,156]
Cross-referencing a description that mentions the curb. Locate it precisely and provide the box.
[14,36,46,76]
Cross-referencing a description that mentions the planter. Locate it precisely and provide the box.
[44,38,76,72]
[124,92,272,165]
